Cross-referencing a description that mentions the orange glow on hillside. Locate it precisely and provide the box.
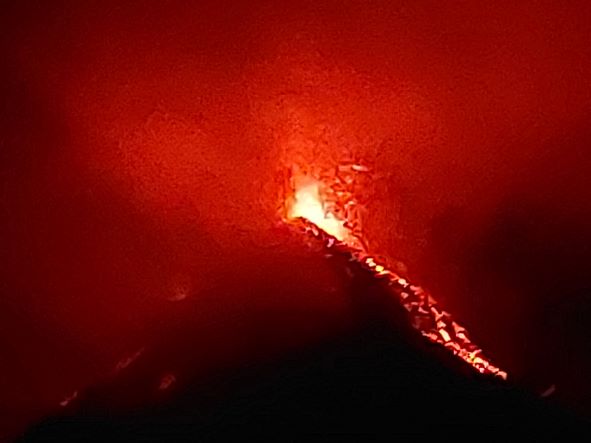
[285,167,507,380]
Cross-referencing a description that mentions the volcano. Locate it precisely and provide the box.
[4,1,591,440]
[19,207,588,440]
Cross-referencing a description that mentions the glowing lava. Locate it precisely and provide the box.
[287,172,366,251]
[285,170,507,380]
[288,178,350,243]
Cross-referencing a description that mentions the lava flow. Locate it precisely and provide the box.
[285,167,507,380]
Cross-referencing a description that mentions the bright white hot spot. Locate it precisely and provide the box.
[288,178,348,242]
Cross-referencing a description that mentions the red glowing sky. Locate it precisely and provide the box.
[2,0,591,435]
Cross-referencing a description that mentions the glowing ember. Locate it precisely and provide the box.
[285,169,507,380]
[158,373,176,391]
[59,390,78,408]
[114,348,145,373]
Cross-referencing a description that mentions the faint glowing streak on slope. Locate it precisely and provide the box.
[59,390,78,408]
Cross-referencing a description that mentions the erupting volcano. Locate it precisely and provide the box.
[8,1,591,438]
[285,165,507,379]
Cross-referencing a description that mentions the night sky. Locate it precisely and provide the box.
[2,0,591,437]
